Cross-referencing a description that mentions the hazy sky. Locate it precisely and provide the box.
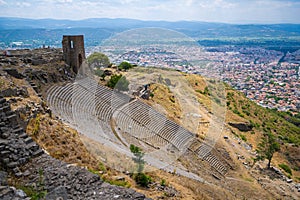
[0,0,300,23]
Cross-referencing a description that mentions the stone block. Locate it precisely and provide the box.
[19,133,28,138]
[2,106,10,113]
[32,149,44,157]
[7,162,18,168]
[0,139,8,145]
[45,186,68,200]
[0,171,8,185]
[12,127,23,135]
[3,68,24,79]
[286,179,293,183]
[2,158,9,164]
[15,172,23,177]
[0,187,13,196]
[0,151,10,156]
[26,142,39,152]
[24,137,33,145]
[18,157,28,164]
[0,98,5,104]
[7,114,17,126]
[15,189,27,198]
[22,170,30,177]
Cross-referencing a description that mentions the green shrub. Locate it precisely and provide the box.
[118,61,133,71]
[99,162,107,172]
[243,110,250,116]
[18,185,47,200]
[161,179,166,186]
[130,144,151,187]
[134,173,152,187]
[107,74,129,91]
[108,179,131,188]
[240,134,247,142]
[18,168,47,200]
[233,109,240,115]
[279,163,292,175]
[203,86,210,95]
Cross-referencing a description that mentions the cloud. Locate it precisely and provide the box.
[197,0,235,9]
[0,0,7,5]
[255,0,300,8]
[15,2,31,7]
[39,0,73,4]
[57,0,73,3]
[0,0,299,23]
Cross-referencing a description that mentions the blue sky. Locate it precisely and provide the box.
[0,0,300,23]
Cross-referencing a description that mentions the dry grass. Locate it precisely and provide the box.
[26,114,100,170]
[148,83,182,123]
[0,76,11,90]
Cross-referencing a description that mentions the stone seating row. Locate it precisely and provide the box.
[116,100,194,150]
[195,143,227,175]
[47,79,227,175]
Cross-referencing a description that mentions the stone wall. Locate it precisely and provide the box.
[62,35,86,74]
[0,96,150,200]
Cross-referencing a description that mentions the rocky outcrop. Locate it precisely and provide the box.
[0,96,150,200]
[0,87,29,98]
[3,68,24,79]
[250,165,300,199]
[23,154,149,200]
[228,122,253,132]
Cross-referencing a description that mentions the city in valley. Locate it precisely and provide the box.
[98,45,299,113]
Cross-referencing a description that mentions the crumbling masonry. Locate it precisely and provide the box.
[62,35,86,73]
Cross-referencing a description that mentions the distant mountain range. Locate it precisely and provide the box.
[1,17,300,37]
[0,17,300,49]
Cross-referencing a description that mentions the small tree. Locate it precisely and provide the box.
[255,132,280,168]
[130,144,151,187]
[107,74,129,91]
[118,61,133,71]
[87,52,110,68]
[130,144,145,173]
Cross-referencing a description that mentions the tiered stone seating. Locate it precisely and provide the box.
[116,111,154,139]
[115,99,194,150]
[47,84,74,123]
[203,153,227,175]
[47,77,228,176]
[72,81,119,142]
[195,143,227,175]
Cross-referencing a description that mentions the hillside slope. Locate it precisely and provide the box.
[0,49,299,199]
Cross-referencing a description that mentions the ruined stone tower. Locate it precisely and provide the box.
[62,35,86,73]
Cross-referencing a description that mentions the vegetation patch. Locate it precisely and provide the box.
[107,74,129,91]
[130,144,152,187]
[17,168,47,200]
[278,163,292,175]
[32,115,41,135]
